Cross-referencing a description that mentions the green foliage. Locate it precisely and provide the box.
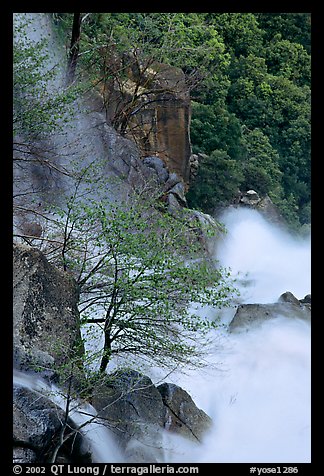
[256,13,311,54]
[187,14,310,229]
[45,172,237,373]
[187,150,244,213]
[206,13,264,57]
[240,128,283,196]
[190,101,242,159]
[51,12,310,228]
[264,36,310,86]
[13,16,79,138]
[78,13,229,74]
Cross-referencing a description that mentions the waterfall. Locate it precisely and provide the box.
[13,207,311,463]
[13,12,311,464]
[13,12,125,218]
[13,370,123,463]
[216,207,311,304]
[155,207,311,463]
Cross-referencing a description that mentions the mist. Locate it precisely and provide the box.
[159,207,311,463]
[13,370,124,463]
[216,207,311,303]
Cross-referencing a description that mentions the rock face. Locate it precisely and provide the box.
[92,370,213,462]
[157,383,212,443]
[186,209,225,256]
[229,292,311,332]
[13,382,87,463]
[234,190,285,226]
[142,156,188,211]
[13,242,83,380]
[104,61,191,184]
[92,370,166,463]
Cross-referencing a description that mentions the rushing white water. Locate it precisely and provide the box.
[73,207,311,463]
[216,207,311,304]
[158,207,311,463]
[13,370,123,463]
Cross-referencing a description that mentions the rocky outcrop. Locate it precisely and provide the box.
[13,242,83,381]
[92,370,166,463]
[189,153,208,181]
[185,209,225,256]
[92,370,213,462]
[157,383,212,443]
[278,291,302,306]
[234,190,285,226]
[103,61,191,184]
[229,292,311,332]
[300,294,311,304]
[142,156,187,211]
[13,382,87,463]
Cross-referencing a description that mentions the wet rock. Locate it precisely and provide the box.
[239,189,260,206]
[13,383,86,463]
[229,300,311,332]
[143,156,170,184]
[92,370,165,463]
[300,294,311,304]
[278,291,301,306]
[157,383,212,443]
[13,242,83,383]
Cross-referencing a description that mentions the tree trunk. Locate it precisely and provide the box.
[99,329,112,373]
[67,13,82,85]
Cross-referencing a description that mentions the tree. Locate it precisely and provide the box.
[14,18,66,138]
[66,13,82,85]
[28,158,237,375]
[13,14,80,205]
[187,150,244,213]
[206,13,264,57]
[256,13,311,54]
[264,36,310,86]
[57,194,236,374]
[72,13,230,137]
[240,128,283,196]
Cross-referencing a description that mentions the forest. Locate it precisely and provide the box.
[51,12,311,231]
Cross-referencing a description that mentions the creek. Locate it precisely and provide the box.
[13,200,311,464]
[157,207,311,463]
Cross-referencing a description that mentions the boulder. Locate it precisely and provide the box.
[186,209,225,256]
[239,189,260,206]
[13,242,83,382]
[143,156,170,184]
[300,294,311,304]
[278,291,301,306]
[157,383,212,443]
[229,299,311,332]
[140,160,188,211]
[235,191,285,226]
[167,192,184,212]
[92,370,213,461]
[189,154,199,180]
[92,370,166,463]
[13,383,87,463]
[167,181,188,208]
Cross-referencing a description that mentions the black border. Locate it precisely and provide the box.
[7,4,319,474]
